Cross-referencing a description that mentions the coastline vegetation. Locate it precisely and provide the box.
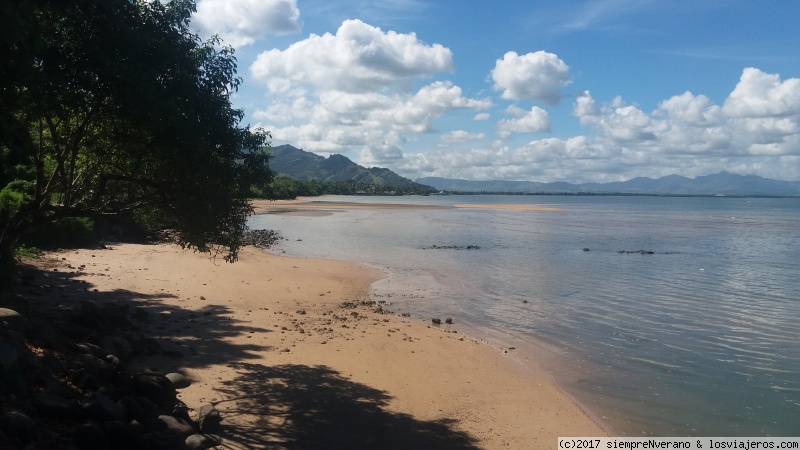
[1,0,273,287]
[252,175,437,200]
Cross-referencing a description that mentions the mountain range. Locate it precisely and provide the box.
[417,173,800,196]
[268,145,800,196]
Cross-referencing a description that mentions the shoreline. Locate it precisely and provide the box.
[48,241,605,448]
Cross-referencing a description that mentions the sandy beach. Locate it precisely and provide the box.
[47,239,605,448]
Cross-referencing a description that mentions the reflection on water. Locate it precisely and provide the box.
[249,195,800,436]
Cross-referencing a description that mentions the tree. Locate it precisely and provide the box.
[0,0,271,264]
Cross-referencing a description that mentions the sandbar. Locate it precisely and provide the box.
[52,242,604,448]
[252,198,565,214]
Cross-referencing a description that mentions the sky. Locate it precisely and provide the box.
[190,0,800,183]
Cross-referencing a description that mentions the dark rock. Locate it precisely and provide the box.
[72,368,101,391]
[133,396,160,421]
[73,422,110,450]
[195,404,221,433]
[28,317,63,349]
[81,391,126,422]
[583,248,590,252]
[98,336,132,362]
[165,372,191,390]
[157,414,196,437]
[0,308,27,332]
[76,343,106,358]
[33,392,81,419]
[444,318,453,324]
[131,373,176,406]
[117,397,144,422]
[71,353,116,381]
[186,433,223,449]
[431,318,441,325]
[52,319,93,340]
[0,409,36,442]
[141,430,188,450]
[99,420,140,450]
[0,343,18,371]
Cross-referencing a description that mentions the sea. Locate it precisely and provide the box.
[247,195,800,437]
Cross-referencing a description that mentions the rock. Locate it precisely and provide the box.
[71,353,116,381]
[141,430,188,450]
[186,433,223,449]
[28,317,63,349]
[33,392,81,419]
[133,396,160,421]
[157,414,196,437]
[116,397,143,422]
[76,343,107,358]
[51,319,93,340]
[73,422,110,450]
[81,391,126,422]
[0,308,27,332]
[0,409,36,443]
[98,336,132,362]
[99,420,140,450]
[0,343,18,371]
[444,318,453,324]
[195,404,221,433]
[165,372,191,390]
[431,318,441,325]
[131,373,176,406]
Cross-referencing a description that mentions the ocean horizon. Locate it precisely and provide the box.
[249,194,800,436]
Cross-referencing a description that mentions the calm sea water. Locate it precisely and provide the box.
[248,195,800,436]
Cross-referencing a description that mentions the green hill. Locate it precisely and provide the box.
[268,145,433,192]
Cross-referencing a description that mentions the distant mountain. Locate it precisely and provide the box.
[417,172,800,196]
[269,145,433,191]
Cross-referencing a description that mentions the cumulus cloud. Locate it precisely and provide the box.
[249,19,489,166]
[193,0,301,47]
[251,19,454,94]
[474,113,491,121]
[722,67,800,118]
[498,106,551,138]
[391,67,800,184]
[490,51,572,104]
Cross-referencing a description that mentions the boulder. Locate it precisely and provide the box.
[186,433,223,449]
[73,422,110,450]
[165,372,191,390]
[0,308,26,332]
[195,404,221,433]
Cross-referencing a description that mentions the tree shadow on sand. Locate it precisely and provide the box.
[6,257,271,370]
[213,362,480,450]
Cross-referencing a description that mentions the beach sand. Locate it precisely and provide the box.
[51,241,604,448]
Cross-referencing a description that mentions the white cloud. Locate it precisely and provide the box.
[193,0,301,47]
[393,66,800,184]
[251,19,454,94]
[474,113,491,121]
[490,51,572,105]
[498,106,551,138]
[440,130,486,145]
[722,68,800,118]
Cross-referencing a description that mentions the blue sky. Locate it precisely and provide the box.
[191,0,800,183]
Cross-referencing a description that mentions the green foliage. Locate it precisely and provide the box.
[22,217,96,250]
[14,245,41,258]
[0,0,273,264]
[253,176,435,200]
